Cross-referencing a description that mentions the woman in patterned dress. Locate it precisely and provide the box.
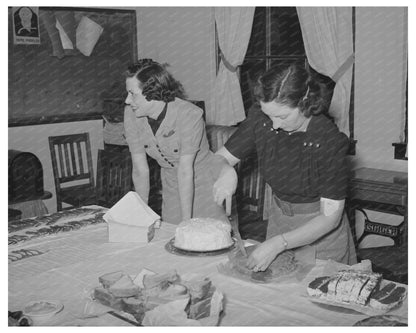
[124,59,227,225]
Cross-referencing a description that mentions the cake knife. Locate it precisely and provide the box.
[228,214,248,257]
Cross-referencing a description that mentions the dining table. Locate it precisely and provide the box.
[8,206,408,326]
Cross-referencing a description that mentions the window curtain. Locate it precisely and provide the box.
[210,7,255,126]
[296,7,354,136]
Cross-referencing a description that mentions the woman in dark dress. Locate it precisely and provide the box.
[213,62,357,271]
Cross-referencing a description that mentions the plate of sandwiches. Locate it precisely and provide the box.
[306,269,407,316]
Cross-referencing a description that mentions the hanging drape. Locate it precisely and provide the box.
[210,7,255,126]
[296,7,354,136]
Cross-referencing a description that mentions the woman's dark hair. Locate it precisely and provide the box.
[126,59,187,103]
[253,61,334,117]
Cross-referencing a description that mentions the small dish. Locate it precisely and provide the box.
[23,300,63,325]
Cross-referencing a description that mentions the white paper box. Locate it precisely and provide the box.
[103,191,160,243]
[107,219,155,243]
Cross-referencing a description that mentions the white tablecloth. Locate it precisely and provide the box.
[8,222,408,326]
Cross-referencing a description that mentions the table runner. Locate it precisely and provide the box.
[8,206,107,247]
[9,219,408,326]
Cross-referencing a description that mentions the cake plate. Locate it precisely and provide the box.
[165,238,236,257]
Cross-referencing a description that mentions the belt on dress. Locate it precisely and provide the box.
[273,194,320,216]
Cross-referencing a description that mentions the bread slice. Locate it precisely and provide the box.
[335,271,357,303]
[348,273,370,303]
[142,270,179,290]
[307,276,331,297]
[99,271,125,289]
[369,284,407,310]
[121,296,147,314]
[182,278,212,304]
[370,282,396,301]
[157,284,188,299]
[357,272,382,305]
[188,294,212,319]
[93,287,124,311]
[326,273,343,301]
[108,274,140,298]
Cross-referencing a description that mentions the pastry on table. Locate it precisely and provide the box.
[307,270,407,312]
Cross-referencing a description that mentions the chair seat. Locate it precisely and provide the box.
[358,246,408,284]
[60,185,97,208]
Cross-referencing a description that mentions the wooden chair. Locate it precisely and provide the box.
[96,149,133,208]
[48,133,96,211]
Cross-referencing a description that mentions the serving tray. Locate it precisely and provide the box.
[165,238,236,257]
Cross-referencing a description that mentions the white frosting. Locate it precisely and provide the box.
[174,218,232,251]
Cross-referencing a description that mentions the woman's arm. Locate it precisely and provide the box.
[247,198,345,271]
[130,153,150,203]
[177,153,196,220]
[215,146,241,167]
[212,147,241,214]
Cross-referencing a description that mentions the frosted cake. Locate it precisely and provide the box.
[174,218,233,251]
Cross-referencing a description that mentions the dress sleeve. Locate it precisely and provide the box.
[124,105,145,155]
[223,106,258,160]
[179,105,204,155]
[321,132,350,200]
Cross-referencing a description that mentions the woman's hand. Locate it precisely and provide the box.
[246,236,286,272]
[212,165,238,215]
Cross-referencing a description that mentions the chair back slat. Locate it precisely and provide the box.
[69,142,77,175]
[77,141,84,173]
[61,144,71,176]
[84,136,95,186]
[57,145,65,179]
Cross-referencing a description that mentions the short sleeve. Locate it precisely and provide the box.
[321,132,350,200]
[224,106,258,160]
[124,105,145,155]
[179,106,204,155]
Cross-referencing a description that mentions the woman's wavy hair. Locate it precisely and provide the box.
[126,59,187,103]
[253,61,335,117]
